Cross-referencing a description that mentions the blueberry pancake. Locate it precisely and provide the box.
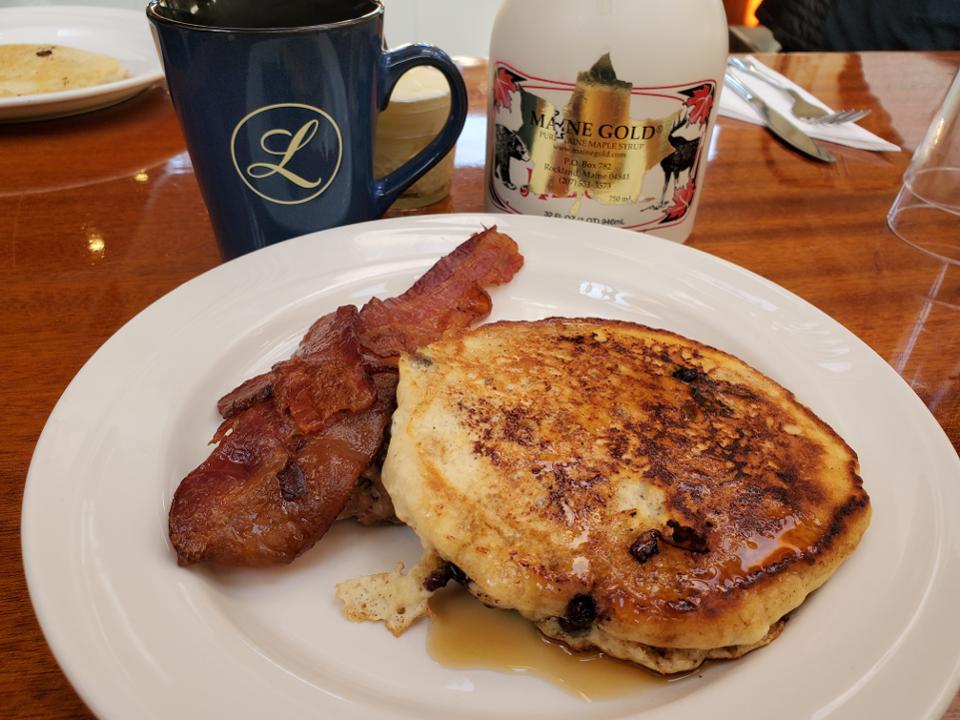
[362,318,870,673]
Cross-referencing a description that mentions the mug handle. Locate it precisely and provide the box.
[373,44,468,215]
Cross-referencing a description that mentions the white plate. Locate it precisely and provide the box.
[22,214,960,719]
[0,5,163,122]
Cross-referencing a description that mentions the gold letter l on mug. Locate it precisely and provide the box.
[230,103,344,206]
[247,121,324,189]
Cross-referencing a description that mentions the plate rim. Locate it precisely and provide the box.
[20,213,960,719]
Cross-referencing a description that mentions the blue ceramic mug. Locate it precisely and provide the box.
[147,0,468,259]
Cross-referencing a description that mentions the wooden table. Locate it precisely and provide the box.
[2,53,959,719]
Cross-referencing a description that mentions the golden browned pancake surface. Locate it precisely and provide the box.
[0,44,126,97]
[382,318,870,662]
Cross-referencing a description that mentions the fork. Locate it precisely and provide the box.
[727,56,870,125]
[806,108,871,125]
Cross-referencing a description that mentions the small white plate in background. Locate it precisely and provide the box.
[0,5,163,122]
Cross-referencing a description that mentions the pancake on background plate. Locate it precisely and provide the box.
[338,318,870,674]
[0,44,126,98]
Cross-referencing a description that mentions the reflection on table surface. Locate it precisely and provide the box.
[2,52,960,720]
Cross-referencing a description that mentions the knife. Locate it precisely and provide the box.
[724,71,836,163]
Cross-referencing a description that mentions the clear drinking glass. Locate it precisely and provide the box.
[888,68,960,264]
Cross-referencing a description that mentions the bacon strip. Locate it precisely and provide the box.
[216,372,273,419]
[217,306,376,432]
[169,228,524,566]
[171,374,396,566]
[217,227,523,409]
[357,227,525,364]
[271,305,375,434]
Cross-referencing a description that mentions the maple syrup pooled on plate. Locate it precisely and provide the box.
[428,587,681,700]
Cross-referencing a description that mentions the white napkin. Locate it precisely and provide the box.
[719,56,900,153]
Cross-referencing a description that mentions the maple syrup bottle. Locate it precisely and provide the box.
[485,0,728,242]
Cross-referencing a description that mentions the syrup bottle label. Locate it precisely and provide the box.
[489,53,716,230]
